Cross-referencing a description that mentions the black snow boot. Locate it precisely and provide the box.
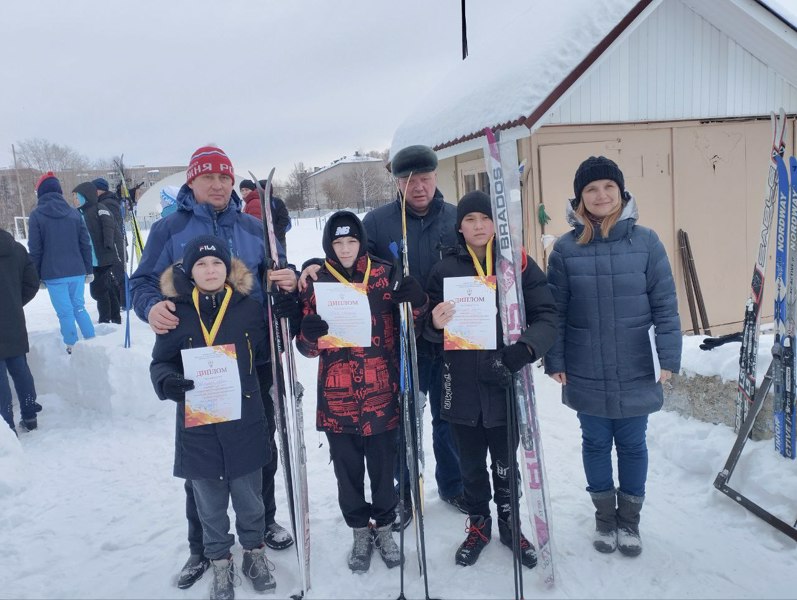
[348,526,374,573]
[590,488,618,553]
[177,553,211,589]
[497,517,538,569]
[616,491,644,557]
[264,522,294,550]
[209,556,237,600]
[455,516,492,567]
[392,497,413,532]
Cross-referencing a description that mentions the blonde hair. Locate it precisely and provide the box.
[575,200,623,245]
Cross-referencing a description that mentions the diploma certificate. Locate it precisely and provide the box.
[181,344,242,428]
[314,282,372,348]
[443,276,497,350]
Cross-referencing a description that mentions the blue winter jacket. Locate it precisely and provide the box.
[27,191,92,280]
[130,184,286,323]
[544,197,681,419]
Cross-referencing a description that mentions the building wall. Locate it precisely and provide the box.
[306,160,392,211]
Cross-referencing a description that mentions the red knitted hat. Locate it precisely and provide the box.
[186,146,234,184]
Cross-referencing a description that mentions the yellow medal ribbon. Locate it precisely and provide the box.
[466,236,494,278]
[324,256,372,289]
[191,284,234,346]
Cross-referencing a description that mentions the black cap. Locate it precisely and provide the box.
[182,234,232,274]
[391,145,438,178]
[456,191,492,229]
[572,156,625,206]
[322,210,367,261]
[239,179,256,191]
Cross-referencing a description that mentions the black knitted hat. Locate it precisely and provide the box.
[182,234,232,275]
[456,191,492,229]
[572,156,625,206]
[239,179,256,191]
[391,145,438,178]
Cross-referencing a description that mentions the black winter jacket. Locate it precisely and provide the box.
[74,182,118,268]
[98,191,125,265]
[424,243,558,428]
[150,258,270,481]
[0,229,39,359]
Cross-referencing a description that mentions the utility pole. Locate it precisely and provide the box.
[11,144,28,237]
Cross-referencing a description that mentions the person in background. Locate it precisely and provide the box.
[239,179,292,253]
[28,172,95,354]
[131,145,298,590]
[545,156,681,558]
[73,181,122,324]
[424,191,557,568]
[0,226,40,434]
[92,177,126,312]
[296,211,427,573]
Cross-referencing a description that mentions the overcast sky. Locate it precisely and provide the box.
[0,0,532,183]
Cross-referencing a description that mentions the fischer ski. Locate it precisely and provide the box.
[483,127,555,587]
[251,170,311,598]
[736,108,787,433]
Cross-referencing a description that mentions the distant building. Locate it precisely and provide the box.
[306,153,393,211]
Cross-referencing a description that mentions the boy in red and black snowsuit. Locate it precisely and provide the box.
[296,210,428,573]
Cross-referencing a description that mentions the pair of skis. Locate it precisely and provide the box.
[735,109,787,433]
[483,128,555,590]
[252,170,311,599]
[114,156,144,349]
[772,153,797,459]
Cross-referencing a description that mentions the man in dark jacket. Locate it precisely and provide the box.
[131,146,299,590]
[299,145,466,528]
[28,172,95,354]
[239,180,292,253]
[0,227,40,434]
[73,181,121,323]
[92,178,126,311]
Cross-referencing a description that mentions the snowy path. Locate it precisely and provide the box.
[1,217,796,599]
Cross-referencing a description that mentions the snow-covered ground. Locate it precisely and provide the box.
[2,214,796,599]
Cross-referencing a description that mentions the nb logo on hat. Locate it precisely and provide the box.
[335,226,351,235]
[199,244,217,251]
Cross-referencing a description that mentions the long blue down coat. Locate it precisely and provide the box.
[150,258,270,481]
[544,197,681,419]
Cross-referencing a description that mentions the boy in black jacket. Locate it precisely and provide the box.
[150,235,276,600]
[424,191,557,568]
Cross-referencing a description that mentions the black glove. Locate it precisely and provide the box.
[478,352,513,389]
[391,275,426,307]
[161,374,195,402]
[501,342,535,374]
[300,314,329,342]
[270,291,299,320]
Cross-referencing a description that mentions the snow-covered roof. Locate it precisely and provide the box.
[390,0,797,158]
[307,155,384,179]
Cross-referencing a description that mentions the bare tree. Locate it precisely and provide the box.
[285,162,310,212]
[15,138,91,172]
[321,179,347,210]
[344,161,390,211]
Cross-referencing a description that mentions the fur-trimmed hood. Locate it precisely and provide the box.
[159,256,255,299]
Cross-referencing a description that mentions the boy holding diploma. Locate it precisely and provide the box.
[296,210,427,573]
[149,234,276,599]
[424,191,557,569]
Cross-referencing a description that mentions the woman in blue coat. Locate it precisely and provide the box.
[544,156,681,558]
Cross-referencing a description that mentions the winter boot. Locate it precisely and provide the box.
[454,516,492,567]
[440,493,469,514]
[616,491,644,557]
[18,417,37,432]
[177,553,211,589]
[209,556,237,600]
[497,517,538,569]
[590,489,618,554]
[348,526,374,573]
[242,544,276,592]
[392,497,413,532]
[373,523,403,568]
[264,522,294,550]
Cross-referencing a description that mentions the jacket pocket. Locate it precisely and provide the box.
[564,325,595,379]
[617,324,655,381]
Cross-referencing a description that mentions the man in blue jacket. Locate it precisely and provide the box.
[300,145,466,529]
[131,145,299,589]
